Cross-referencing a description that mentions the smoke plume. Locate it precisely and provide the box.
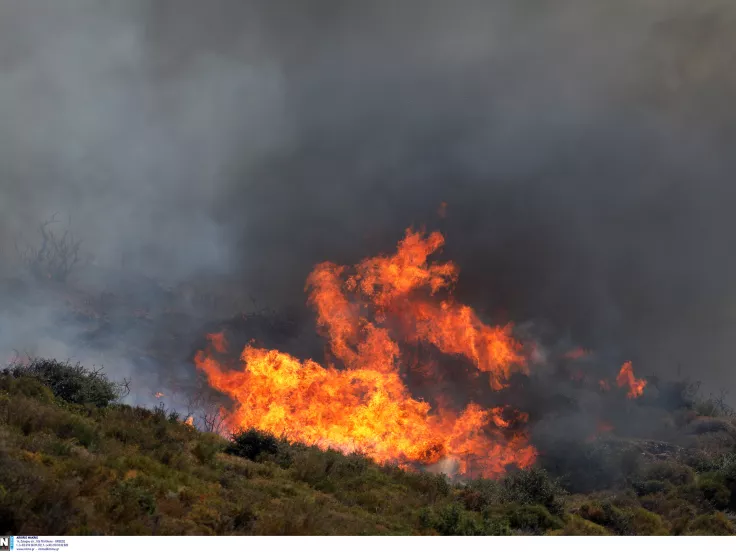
[1,1,736,398]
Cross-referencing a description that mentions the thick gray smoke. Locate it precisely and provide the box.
[1,1,736,396]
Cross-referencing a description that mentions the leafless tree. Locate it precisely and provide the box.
[201,408,228,435]
[181,378,230,435]
[15,213,82,282]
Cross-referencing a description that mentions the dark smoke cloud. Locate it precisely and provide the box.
[1,1,736,394]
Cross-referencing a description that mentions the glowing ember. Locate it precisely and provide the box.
[586,420,615,442]
[207,331,228,354]
[563,347,590,360]
[195,228,535,478]
[438,201,448,218]
[597,421,615,433]
[616,361,647,398]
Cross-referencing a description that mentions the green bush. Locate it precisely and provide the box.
[3,359,123,407]
[505,504,564,533]
[461,477,502,511]
[577,501,631,534]
[0,375,56,403]
[192,435,224,465]
[420,503,507,536]
[684,512,736,535]
[697,474,731,509]
[578,501,668,535]
[638,461,695,486]
[633,479,673,496]
[289,448,353,492]
[628,507,668,535]
[403,471,451,502]
[108,480,157,522]
[500,468,567,516]
[551,515,610,535]
[638,493,696,534]
[225,428,280,462]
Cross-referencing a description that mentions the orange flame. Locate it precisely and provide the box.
[154,392,164,399]
[184,416,194,427]
[616,361,646,398]
[195,229,535,478]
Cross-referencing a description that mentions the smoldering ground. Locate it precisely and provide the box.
[1,0,736,413]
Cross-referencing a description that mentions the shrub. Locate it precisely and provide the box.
[289,448,344,491]
[420,503,506,536]
[225,428,280,462]
[403,471,451,502]
[505,504,564,534]
[577,501,631,534]
[638,493,696,532]
[500,467,567,516]
[684,512,736,535]
[3,359,124,407]
[5,396,99,448]
[628,507,667,535]
[461,478,502,511]
[578,501,668,535]
[638,461,694,486]
[551,515,610,535]
[693,394,736,419]
[633,479,673,496]
[434,503,482,535]
[697,474,731,510]
[192,436,224,465]
[0,375,55,403]
[108,480,157,522]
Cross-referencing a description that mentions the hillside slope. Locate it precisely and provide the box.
[0,360,735,536]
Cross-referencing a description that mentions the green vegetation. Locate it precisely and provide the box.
[0,359,735,535]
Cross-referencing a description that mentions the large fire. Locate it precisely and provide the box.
[195,228,536,478]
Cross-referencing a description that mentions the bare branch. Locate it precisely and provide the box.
[15,215,83,282]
